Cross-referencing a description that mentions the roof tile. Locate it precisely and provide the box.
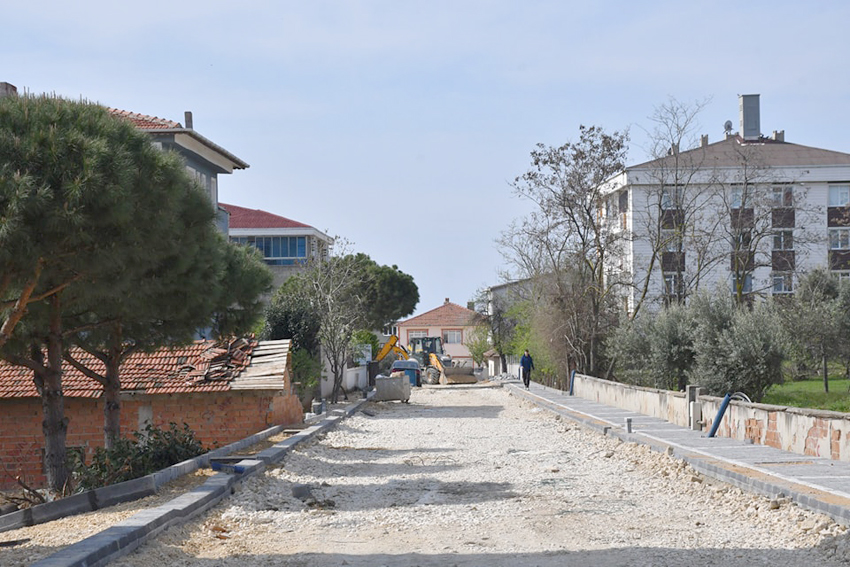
[220,203,312,230]
[0,339,260,399]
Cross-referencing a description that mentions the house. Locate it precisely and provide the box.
[601,94,850,313]
[108,108,248,233]
[396,299,482,366]
[220,203,333,289]
[0,338,302,490]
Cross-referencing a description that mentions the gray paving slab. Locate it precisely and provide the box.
[512,381,850,527]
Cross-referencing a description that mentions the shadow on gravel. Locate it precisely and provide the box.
[364,404,504,420]
[300,479,518,511]
[107,545,849,567]
[298,459,463,477]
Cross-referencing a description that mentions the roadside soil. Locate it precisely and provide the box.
[96,386,850,567]
[0,429,297,564]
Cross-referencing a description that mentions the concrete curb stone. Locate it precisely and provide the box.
[29,395,372,567]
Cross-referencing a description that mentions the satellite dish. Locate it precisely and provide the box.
[724,120,733,134]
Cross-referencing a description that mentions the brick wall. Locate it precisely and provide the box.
[0,390,303,491]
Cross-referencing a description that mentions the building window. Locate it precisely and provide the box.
[733,230,752,249]
[829,228,850,250]
[772,273,793,294]
[773,230,793,250]
[231,236,308,265]
[661,187,682,210]
[660,229,681,252]
[443,330,462,344]
[731,273,753,294]
[663,272,681,296]
[829,185,850,207]
[772,186,793,208]
[407,330,427,340]
[834,271,850,283]
[730,187,743,208]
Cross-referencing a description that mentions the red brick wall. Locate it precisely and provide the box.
[0,390,303,491]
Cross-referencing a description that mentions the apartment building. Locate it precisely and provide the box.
[602,95,850,313]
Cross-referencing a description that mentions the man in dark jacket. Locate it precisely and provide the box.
[520,349,534,389]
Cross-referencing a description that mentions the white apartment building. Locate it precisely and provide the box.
[602,95,850,314]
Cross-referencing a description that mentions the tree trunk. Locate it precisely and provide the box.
[103,355,122,449]
[499,353,507,375]
[41,295,69,493]
[822,350,830,394]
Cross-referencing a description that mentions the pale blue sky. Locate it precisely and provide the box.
[5,1,850,315]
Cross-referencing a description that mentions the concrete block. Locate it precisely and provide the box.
[0,507,30,533]
[30,491,95,525]
[94,475,156,509]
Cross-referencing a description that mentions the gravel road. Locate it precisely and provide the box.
[10,386,850,566]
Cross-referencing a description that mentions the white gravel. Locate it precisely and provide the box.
[10,386,850,566]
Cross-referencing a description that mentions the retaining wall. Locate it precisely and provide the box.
[572,372,850,462]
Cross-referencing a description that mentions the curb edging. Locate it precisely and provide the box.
[28,395,372,567]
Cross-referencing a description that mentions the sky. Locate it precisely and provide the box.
[5,1,850,316]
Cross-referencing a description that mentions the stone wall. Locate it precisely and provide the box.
[572,372,850,462]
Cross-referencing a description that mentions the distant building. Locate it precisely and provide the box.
[601,94,850,312]
[396,299,482,366]
[220,203,333,289]
[108,109,249,233]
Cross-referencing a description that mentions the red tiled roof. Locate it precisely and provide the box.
[0,339,256,399]
[220,203,311,230]
[398,300,481,328]
[108,108,182,130]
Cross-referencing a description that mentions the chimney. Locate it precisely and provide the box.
[772,130,785,142]
[700,134,709,147]
[0,82,18,98]
[444,298,450,304]
[739,94,760,140]
[184,111,193,129]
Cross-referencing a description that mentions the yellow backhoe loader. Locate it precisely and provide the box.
[407,336,477,385]
[376,335,477,385]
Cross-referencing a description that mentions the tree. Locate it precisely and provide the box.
[474,286,519,375]
[295,247,370,403]
[0,95,179,491]
[783,268,843,392]
[208,240,273,339]
[356,256,419,331]
[262,278,321,355]
[631,97,727,310]
[464,325,490,368]
[608,303,695,390]
[501,126,629,375]
[59,143,227,448]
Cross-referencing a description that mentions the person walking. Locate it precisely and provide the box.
[520,349,534,389]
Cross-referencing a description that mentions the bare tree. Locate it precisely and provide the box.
[501,126,629,375]
[631,97,727,311]
[297,242,369,403]
[710,142,816,306]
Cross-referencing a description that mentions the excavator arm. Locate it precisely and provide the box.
[375,335,409,362]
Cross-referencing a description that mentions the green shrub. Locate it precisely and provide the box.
[73,422,207,490]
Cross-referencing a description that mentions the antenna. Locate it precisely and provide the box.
[724,120,733,135]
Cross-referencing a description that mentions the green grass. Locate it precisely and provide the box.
[763,377,850,413]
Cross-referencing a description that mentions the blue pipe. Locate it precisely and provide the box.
[568,370,576,396]
[707,393,732,438]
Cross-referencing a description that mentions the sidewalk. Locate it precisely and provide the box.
[509,380,850,526]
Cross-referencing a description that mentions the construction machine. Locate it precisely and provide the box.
[407,336,477,385]
[375,335,477,385]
